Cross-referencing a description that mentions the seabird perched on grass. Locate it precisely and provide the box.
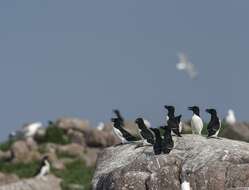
[135,118,155,146]
[164,105,182,137]
[188,106,203,135]
[225,109,236,125]
[160,125,174,154]
[35,156,50,178]
[206,108,221,138]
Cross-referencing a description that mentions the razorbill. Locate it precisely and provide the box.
[164,105,182,137]
[225,109,236,125]
[135,118,155,145]
[166,115,183,133]
[206,108,221,138]
[35,156,50,178]
[160,125,174,154]
[150,128,162,155]
[188,106,203,135]
[111,117,137,144]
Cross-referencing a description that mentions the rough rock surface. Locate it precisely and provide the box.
[92,135,249,190]
[0,172,19,186]
[221,123,249,142]
[55,117,90,131]
[0,175,61,190]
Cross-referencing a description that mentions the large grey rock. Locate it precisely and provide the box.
[92,135,249,190]
[220,123,249,142]
[0,175,61,190]
[10,141,40,163]
[55,117,90,132]
[0,172,19,186]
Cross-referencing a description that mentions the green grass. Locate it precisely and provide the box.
[0,160,39,178]
[0,140,14,151]
[37,126,71,145]
[53,159,94,190]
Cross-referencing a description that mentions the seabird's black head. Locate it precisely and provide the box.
[164,105,175,117]
[41,155,49,163]
[111,118,122,128]
[135,118,146,129]
[188,106,200,116]
[205,108,217,115]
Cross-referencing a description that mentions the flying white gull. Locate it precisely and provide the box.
[225,109,236,125]
[176,53,198,79]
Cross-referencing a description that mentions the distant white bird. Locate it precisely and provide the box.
[23,122,43,138]
[96,122,105,131]
[176,53,198,79]
[225,109,236,125]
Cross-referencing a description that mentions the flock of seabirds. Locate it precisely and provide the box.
[34,105,236,179]
[111,105,224,155]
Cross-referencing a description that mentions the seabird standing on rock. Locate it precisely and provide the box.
[111,117,137,144]
[188,106,203,135]
[135,118,155,145]
[160,125,174,154]
[225,109,236,125]
[35,156,50,178]
[206,108,221,138]
[165,105,182,137]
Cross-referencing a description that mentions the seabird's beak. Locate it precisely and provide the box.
[188,107,193,111]
[164,105,169,110]
[205,109,211,113]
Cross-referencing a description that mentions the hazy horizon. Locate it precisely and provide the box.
[0,1,249,140]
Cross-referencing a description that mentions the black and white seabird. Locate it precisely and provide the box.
[150,128,162,155]
[35,156,50,178]
[206,108,221,138]
[188,106,203,135]
[160,125,174,154]
[164,105,182,137]
[135,118,155,145]
[111,117,137,144]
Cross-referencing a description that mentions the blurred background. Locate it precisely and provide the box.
[0,0,249,141]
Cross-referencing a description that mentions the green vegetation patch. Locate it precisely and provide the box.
[0,160,39,178]
[0,140,14,151]
[37,126,71,145]
[53,159,94,190]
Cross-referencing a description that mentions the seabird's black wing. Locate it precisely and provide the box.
[150,128,162,155]
[119,127,138,141]
[207,118,220,137]
[140,127,155,144]
[34,161,44,176]
[161,126,174,154]
[167,118,182,137]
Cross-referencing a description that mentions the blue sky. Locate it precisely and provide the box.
[0,1,248,140]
